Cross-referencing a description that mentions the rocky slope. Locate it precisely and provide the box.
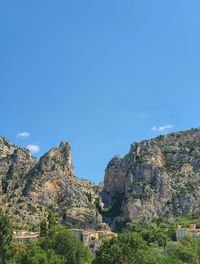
[2,128,200,230]
[0,137,103,229]
[102,128,200,228]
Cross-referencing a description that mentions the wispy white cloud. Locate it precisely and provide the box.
[152,125,173,132]
[17,132,31,138]
[27,144,40,153]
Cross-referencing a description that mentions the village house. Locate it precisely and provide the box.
[12,227,117,253]
[69,228,117,253]
[13,230,40,244]
[176,224,200,241]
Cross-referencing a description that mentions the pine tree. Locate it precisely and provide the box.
[40,219,48,237]
[0,209,13,264]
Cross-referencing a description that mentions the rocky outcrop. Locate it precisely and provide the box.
[0,137,37,194]
[102,128,200,227]
[0,137,102,229]
[2,128,200,230]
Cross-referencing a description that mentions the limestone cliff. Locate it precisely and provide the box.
[0,137,102,229]
[2,128,200,230]
[102,128,200,227]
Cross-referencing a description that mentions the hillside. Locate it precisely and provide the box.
[102,128,200,229]
[1,128,200,230]
[0,137,103,229]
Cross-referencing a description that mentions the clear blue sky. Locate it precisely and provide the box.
[0,1,200,183]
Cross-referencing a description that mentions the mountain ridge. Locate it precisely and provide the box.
[1,127,200,230]
[0,137,103,229]
[102,127,200,229]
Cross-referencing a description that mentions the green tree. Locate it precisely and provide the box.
[47,211,56,230]
[94,232,156,264]
[156,255,184,264]
[25,241,64,264]
[5,242,28,264]
[165,238,200,264]
[0,208,13,264]
[41,227,92,264]
[140,223,168,247]
[40,219,48,237]
[126,223,168,247]
[18,226,93,264]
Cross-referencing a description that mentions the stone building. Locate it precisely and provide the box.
[69,228,117,253]
[13,230,40,244]
[176,224,200,241]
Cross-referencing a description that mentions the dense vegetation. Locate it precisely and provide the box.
[0,209,92,264]
[2,208,200,263]
[6,227,92,264]
[94,223,200,264]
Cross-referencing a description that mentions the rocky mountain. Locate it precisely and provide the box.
[2,128,200,231]
[0,137,103,229]
[102,128,200,229]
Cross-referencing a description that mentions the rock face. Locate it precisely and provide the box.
[2,128,200,230]
[0,137,102,229]
[0,137,37,194]
[102,128,200,227]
